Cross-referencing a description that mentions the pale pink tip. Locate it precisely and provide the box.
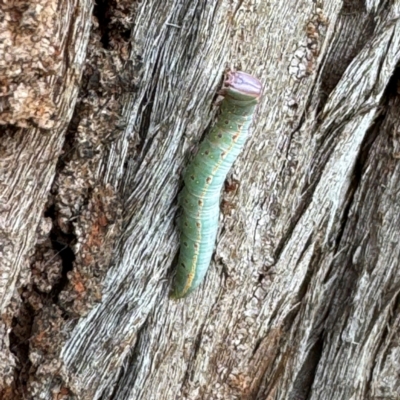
[224,71,262,98]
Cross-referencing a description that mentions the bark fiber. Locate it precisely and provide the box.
[0,0,400,399]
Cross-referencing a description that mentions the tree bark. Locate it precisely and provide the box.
[1,0,400,399]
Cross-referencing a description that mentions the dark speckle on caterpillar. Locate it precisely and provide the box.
[171,71,262,299]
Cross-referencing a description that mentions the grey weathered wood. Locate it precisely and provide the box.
[1,0,400,399]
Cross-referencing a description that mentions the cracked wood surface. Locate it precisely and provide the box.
[1,0,400,399]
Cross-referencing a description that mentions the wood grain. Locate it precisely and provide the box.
[1,0,400,399]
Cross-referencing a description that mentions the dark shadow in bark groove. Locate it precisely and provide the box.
[180,320,207,390]
[271,172,323,275]
[47,229,76,306]
[54,103,83,170]
[136,82,158,157]
[104,317,149,400]
[323,67,400,343]
[8,300,35,399]
[316,1,376,114]
[288,335,324,400]
[330,110,385,254]
[93,0,136,50]
[331,64,400,258]
[341,0,367,14]
[93,0,112,49]
[8,201,76,398]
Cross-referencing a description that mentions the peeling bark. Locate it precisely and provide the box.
[1,0,400,399]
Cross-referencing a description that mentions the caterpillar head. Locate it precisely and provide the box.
[223,71,262,102]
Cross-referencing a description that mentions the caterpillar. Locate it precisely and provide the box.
[171,71,262,299]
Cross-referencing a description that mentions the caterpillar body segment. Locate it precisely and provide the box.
[171,71,262,298]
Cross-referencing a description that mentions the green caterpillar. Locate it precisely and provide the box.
[171,71,262,298]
